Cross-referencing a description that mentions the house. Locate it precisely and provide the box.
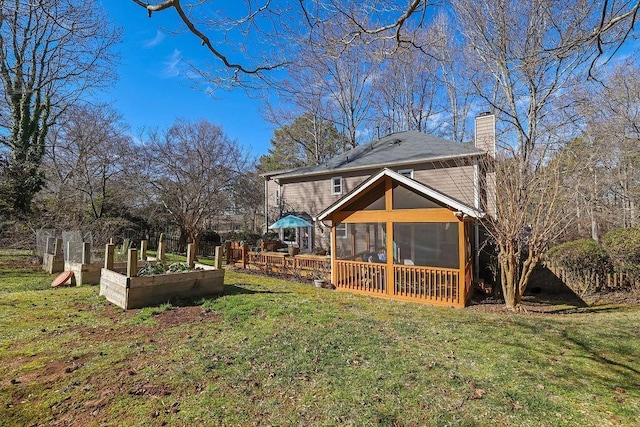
[261,114,496,307]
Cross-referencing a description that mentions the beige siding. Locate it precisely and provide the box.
[269,159,481,250]
[277,161,477,216]
[412,165,476,206]
[475,114,495,156]
[279,174,368,217]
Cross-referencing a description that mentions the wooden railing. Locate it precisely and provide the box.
[394,265,460,304]
[334,260,463,306]
[335,260,387,294]
[244,251,331,280]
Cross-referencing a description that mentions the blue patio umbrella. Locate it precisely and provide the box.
[268,214,312,229]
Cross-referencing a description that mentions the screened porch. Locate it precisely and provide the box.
[317,169,481,308]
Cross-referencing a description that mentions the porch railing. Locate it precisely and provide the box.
[335,260,387,294]
[335,260,463,306]
[394,264,460,304]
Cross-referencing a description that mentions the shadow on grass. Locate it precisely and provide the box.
[158,284,291,308]
[222,284,291,296]
[562,328,640,377]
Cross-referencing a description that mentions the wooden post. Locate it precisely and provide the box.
[54,238,63,256]
[127,248,138,277]
[225,242,232,264]
[242,243,249,269]
[214,246,223,269]
[105,243,115,270]
[458,220,465,307]
[187,243,196,268]
[46,236,55,255]
[158,239,166,263]
[331,223,337,287]
[140,240,148,261]
[82,242,91,264]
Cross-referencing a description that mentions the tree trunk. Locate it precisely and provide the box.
[500,251,521,310]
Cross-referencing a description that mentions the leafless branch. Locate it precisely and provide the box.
[132,0,289,74]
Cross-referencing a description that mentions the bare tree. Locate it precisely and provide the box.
[370,37,443,135]
[41,104,134,226]
[568,60,640,234]
[454,0,613,309]
[0,0,119,215]
[144,119,253,246]
[430,13,477,144]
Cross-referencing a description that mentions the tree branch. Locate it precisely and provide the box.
[132,0,289,74]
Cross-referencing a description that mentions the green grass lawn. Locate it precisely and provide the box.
[1,250,639,426]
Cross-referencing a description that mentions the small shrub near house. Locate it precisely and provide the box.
[223,230,261,246]
[200,230,221,245]
[602,227,640,282]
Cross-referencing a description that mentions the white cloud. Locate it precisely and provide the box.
[144,29,165,48]
[162,49,182,78]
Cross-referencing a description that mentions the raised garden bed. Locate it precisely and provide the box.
[99,267,225,310]
[99,243,225,310]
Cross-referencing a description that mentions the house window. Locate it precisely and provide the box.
[274,188,280,206]
[335,223,347,239]
[397,169,414,179]
[331,176,343,195]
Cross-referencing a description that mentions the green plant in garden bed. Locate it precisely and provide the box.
[1,255,639,426]
[137,261,200,276]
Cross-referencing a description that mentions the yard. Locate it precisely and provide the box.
[1,250,639,426]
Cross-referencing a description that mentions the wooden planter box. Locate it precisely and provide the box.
[43,253,64,274]
[99,268,225,310]
[63,261,132,286]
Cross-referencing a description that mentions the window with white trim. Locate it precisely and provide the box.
[331,176,343,195]
[335,223,348,239]
[397,168,414,179]
[274,188,280,206]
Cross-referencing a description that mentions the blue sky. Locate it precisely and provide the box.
[100,2,275,157]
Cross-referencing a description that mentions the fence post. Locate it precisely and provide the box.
[242,243,249,269]
[54,238,63,257]
[214,246,223,269]
[105,243,115,270]
[140,240,148,261]
[225,242,232,265]
[82,242,91,265]
[45,236,55,255]
[187,243,196,268]
[127,248,138,278]
[158,239,166,263]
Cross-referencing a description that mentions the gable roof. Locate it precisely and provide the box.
[316,168,485,221]
[263,130,484,180]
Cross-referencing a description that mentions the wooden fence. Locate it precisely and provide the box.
[545,261,640,296]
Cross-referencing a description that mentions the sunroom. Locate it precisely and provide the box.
[316,168,484,308]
